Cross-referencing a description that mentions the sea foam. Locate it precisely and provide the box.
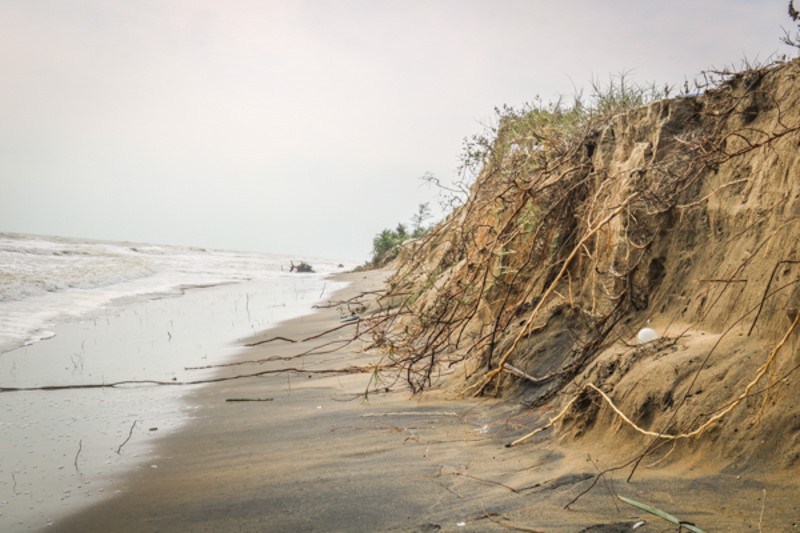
[0,233,350,354]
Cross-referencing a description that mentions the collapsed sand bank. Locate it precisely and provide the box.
[47,271,797,532]
[375,56,800,507]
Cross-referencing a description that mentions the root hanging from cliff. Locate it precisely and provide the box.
[365,57,800,473]
[509,309,798,447]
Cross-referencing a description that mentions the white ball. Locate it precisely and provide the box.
[637,327,658,344]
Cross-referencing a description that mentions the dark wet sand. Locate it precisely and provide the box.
[49,271,794,532]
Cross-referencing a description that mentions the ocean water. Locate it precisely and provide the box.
[0,232,351,355]
[0,233,354,531]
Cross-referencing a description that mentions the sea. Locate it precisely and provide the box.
[0,232,355,531]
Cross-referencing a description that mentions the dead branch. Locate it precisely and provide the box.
[480,504,546,533]
[501,363,555,384]
[748,259,800,336]
[116,420,138,454]
[187,315,395,371]
[74,439,82,473]
[454,472,520,493]
[245,320,360,346]
[225,397,274,402]
[466,195,639,397]
[0,365,387,393]
[507,394,582,447]
[311,289,386,309]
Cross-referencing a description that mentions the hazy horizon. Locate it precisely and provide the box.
[1,1,794,261]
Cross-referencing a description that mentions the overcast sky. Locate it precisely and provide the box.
[0,1,793,261]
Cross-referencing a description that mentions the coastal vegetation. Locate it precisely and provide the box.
[361,40,800,506]
[368,202,432,266]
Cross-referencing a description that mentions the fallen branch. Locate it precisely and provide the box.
[225,397,274,402]
[245,320,358,347]
[360,411,458,418]
[189,315,394,371]
[454,472,520,493]
[116,420,138,454]
[502,363,555,384]
[480,504,546,533]
[507,394,581,447]
[0,365,387,393]
[74,439,82,473]
[748,259,800,336]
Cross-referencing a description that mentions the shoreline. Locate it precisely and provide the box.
[0,273,341,531]
[41,270,578,532]
[44,270,794,532]
[46,269,526,532]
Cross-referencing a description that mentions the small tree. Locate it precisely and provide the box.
[371,229,401,263]
[411,202,432,238]
[369,204,434,266]
[783,1,800,50]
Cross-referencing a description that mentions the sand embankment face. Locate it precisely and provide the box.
[378,58,800,497]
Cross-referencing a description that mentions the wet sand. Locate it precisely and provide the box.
[46,271,796,532]
[0,275,339,531]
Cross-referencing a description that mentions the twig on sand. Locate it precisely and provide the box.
[587,454,620,512]
[330,387,396,401]
[507,394,581,447]
[116,420,138,454]
[189,315,393,371]
[748,259,800,336]
[758,488,767,533]
[0,365,386,393]
[480,503,546,532]
[454,472,520,493]
[245,321,357,347]
[360,411,458,418]
[74,439,82,473]
[225,397,273,402]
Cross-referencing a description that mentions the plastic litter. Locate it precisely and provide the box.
[637,327,658,344]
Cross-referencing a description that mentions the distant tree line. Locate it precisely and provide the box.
[370,203,432,266]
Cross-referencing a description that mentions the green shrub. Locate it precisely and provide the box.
[370,204,432,266]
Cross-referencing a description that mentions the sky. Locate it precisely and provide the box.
[0,1,794,261]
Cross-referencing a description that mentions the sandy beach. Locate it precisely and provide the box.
[45,270,798,532]
[5,4,799,532]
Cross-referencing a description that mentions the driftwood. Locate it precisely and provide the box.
[289,260,314,273]
[0,365,387,393]
[225,397,273,402]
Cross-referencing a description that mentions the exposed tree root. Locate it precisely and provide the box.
[509,312,799,447]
